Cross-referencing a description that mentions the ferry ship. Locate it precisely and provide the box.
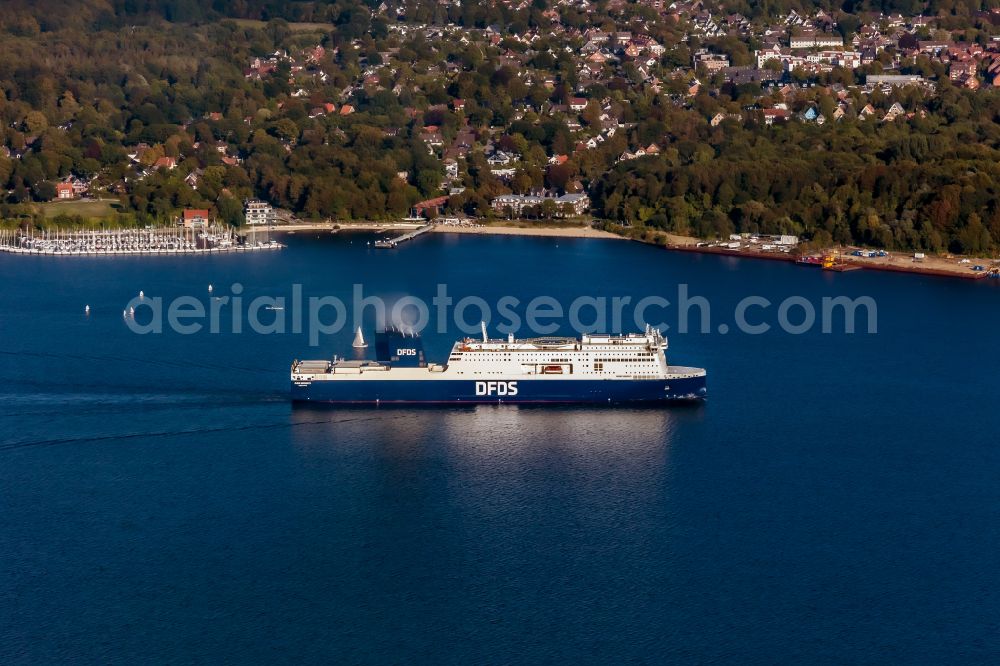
[290,326,706,404]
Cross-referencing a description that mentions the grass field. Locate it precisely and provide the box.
[38,199,120,219]
[230,19,331,32]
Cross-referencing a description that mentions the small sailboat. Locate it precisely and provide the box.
[122,308,127,318]
[84,305,90,314]
[352,326,368,348]
[139,290,144,300]
[208,284,214,292]
[129,306,135,316]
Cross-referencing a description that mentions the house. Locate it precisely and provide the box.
[185,169,204,188]
[917,40,951,55]
[790,31,843,48]
[419,132,445,149]
[555,192,590,215]
[961,75,981,90]
[692,49,730,72]
[865,74,927,88]
[181,209,210,228]
[153,156,177,171]
[339,105,355,115]
[491,194,545,215]
[491,193,589,217]
[411,196,449,219]
[55,182,75,199]
[568,98,589,112]
[490,167,517,180]
[950,60,977,83]
[65,176,89,196]
[244,199,272,226]
[487,151,518,166]
[762,108,789,125]
[755,44,788,68]
[883,102,906,122]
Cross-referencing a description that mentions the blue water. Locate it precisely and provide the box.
[2,233,999,663]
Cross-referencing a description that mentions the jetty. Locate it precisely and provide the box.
[0,226,283,256]
[374,224,433,248]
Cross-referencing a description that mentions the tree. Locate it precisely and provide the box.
[24,111,47,134]
[540,198,557,218]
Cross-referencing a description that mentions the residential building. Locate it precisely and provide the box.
[181,209,210,228]
[865,74,927,87]
[244,199,273,226]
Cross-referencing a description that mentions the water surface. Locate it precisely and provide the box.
[2,233,998,663]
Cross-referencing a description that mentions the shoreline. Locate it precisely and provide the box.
[270,221,622,240]
[661,241,997,281]
[10,218,993,280]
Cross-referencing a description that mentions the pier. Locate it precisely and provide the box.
[374,224,433,248]
[0,226,283,256]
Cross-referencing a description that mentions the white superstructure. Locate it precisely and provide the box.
[291,326,705,383]
[444,325,672,379]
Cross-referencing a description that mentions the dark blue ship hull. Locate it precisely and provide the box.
[291,375,707,404]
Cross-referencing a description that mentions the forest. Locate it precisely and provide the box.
[1,0,1000,254]
[592,84,1000,255]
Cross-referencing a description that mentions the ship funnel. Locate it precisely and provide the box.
[352,326,367,348]
[375,329,426,368]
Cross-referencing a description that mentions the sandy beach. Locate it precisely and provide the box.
[430,224,622,239]
[273,222,424,232]
[269,221,622,240]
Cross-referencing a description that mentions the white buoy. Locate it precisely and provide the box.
[139,290,144,299]
[352,326,368,348]
[85,305,90,314]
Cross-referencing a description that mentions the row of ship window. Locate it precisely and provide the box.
[450,354,655,359]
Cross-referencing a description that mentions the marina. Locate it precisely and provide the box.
[0,226,283,256]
